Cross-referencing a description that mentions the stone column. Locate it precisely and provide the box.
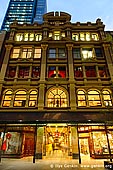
[36,127,44,159]
[103,44,113,82]
[38,44,48,110]
[0,45,13,96]
[0,45,13,81]
[71,126,79,159]
[66,44,76,110]
[40,44,48,81]
[66,44,74,81]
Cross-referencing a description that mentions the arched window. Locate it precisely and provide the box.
[88,90,101,106]
[2,90,12,107]
[14,90,26,107]
[77,90,86,106]
[29,90,37,107]
[102,90,112,106]
[47,88,67,107]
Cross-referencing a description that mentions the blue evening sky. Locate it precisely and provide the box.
[0,0,113,30]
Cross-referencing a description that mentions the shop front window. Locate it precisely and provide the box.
[29,90,37,107]
[1,132,21,154]
[88,90,101,106]
[2,90,12,107]
[47,88,67,107]
[77,90,86,107]
[14,90,26,107]
[92,131,108,155]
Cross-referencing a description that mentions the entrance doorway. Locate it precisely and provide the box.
[79,138,90,156]
[43,124,71,159]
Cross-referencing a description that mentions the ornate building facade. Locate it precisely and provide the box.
[0,12,113,162]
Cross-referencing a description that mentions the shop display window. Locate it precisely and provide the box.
[1,132,21,154]
[92,131,108,155]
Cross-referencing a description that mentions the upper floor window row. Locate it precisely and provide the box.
[73,47,103,59]
[11,47,41,59]
[15,33,42,41]
[77,89,113,107]
[72,32,99,41]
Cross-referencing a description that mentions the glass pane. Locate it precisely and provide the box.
[78,101,86,106]
[93,131,108,155]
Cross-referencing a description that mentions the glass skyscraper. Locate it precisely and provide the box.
[1,0,47,30]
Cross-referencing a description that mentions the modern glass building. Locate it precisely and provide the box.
[1,0,47,30]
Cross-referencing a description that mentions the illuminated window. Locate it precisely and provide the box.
[88,90,101,106]
[11,48,20,58]
[24,33,29,41]
[21,48,32,58]
[72,33,79,41]
[54,31,60,40]
[2,90,12,107]
[15,33,23,41]
[82,48,94,59]
[47,88,67,107]
[102,90,112,106]
[29,33,34,41]
[86,32,90,41]
[92,33,99,41]
[14,90,26,107]
[77,90,86,107]
[80,33,85,41]
[34,48,41,58]
[29,90,37,107]
[35,33,42,41]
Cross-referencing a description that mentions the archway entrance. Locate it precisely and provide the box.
[43,124,72,159]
